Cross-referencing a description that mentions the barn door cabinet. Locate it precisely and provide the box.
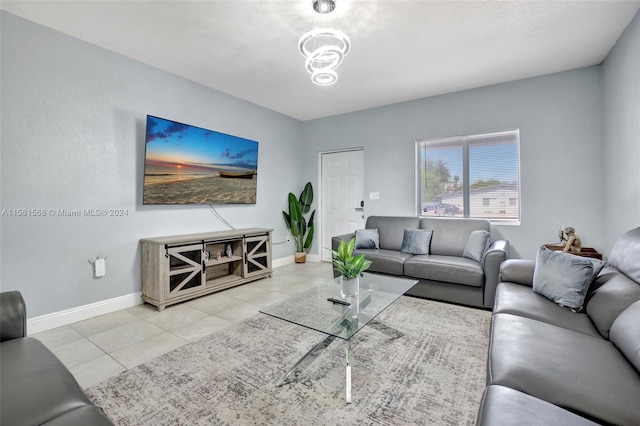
[141,228,272,311]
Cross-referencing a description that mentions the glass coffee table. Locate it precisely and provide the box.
[259,272,417,403]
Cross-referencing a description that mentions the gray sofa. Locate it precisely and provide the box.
[332,216,510,309]
[0,291,114,425]
[477,227,640,425]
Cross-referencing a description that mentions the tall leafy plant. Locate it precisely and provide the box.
[282,182,315,253]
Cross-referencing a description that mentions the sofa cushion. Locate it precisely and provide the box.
[353,248,413,276]
[0,337,97,426]
[404,255,484,287]
[400,228,432,255]
[463,230,491,262]
[488,313,640,426]
[420,217,490,256]
[365,216,420,250]
[477,385,599,426]
[610,300,640,372]
[586,272,640,339]
[532,246,603,311]
[608,226,640,283]
[355,228,379,249]
[493,282,600,337]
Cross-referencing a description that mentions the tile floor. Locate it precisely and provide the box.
[32,262,335,389]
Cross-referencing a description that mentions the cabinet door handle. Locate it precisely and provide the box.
[202,262,206,274]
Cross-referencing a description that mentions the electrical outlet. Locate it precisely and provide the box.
[369,192,380,200]
[94,258,106,277]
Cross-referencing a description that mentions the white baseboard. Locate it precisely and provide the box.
[27,292,143,335]
[272,256,294,268]
[272,254,322,268]
[26,256,325,335]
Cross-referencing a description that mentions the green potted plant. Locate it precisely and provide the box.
[331,237,373,297]
[282,182,315,263]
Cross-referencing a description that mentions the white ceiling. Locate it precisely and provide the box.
[2,1,639,121]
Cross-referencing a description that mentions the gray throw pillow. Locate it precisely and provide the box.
[355,228,379,249]
[532,246,605,312]
[463,230,491,262]
[400,228,433,255]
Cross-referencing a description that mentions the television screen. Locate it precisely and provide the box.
[143,115,258,205]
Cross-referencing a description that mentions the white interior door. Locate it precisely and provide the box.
[320,149,365,261]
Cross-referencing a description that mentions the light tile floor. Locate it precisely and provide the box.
[32,262,335,389]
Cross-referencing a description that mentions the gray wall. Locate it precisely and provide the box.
[303,67,604,260]
[2,9,639,318]
[603,10,640,252]
[0,12,302,317]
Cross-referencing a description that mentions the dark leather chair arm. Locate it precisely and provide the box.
[482,240,510,309]
[499,259,536,287]
[0,291,27,342]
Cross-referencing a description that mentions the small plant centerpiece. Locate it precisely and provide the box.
[282,182,315,263]
[331,237,373,297]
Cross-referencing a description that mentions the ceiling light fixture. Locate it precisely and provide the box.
[298,29,351,86]
[299,1,350,86]
[312,0,336,14]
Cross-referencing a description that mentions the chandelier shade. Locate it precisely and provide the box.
[298,28,351,86]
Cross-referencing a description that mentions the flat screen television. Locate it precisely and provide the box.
[143,115,259,205]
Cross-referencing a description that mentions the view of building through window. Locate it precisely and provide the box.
[416,130,520,222]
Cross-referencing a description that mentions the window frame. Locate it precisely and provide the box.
[415,129,521,225]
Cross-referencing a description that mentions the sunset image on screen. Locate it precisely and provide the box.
[143,116,258,204]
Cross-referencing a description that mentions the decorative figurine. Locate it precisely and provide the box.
[216,249,222,260]
[562,227,582,254]
[225,243,233,258]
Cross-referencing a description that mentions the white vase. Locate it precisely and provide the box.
[340,276,359,298]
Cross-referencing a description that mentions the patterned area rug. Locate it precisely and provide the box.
[86,297,491,425]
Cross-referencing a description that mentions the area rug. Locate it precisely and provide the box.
[86,297,491,425]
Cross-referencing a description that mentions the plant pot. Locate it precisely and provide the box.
[294,252,306,263]
[340,275,359,298]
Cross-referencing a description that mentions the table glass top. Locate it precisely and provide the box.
[259,273,417,340]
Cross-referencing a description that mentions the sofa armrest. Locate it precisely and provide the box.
[499,259,536,287]
[331,232,356,251]
[0,291,27,341]
[482,240,510,309]
[331,232,355,251]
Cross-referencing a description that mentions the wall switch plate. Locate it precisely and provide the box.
[369,192,380,200]
[95,258,106,277]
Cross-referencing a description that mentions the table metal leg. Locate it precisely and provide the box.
[345,338,353,403]
[275,333,338,386]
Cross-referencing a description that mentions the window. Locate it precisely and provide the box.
[416,130,520,223]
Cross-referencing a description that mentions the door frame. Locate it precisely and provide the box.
[317,147,365,262]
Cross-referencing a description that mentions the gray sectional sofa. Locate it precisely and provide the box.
[477,226,640,425]
[332,216,510,308]
[0,291,114,425]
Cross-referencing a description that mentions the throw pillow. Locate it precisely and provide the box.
[463,230,491,262]
[532,246,605,312]
[355,228,379,249]
[400,228,433,255]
